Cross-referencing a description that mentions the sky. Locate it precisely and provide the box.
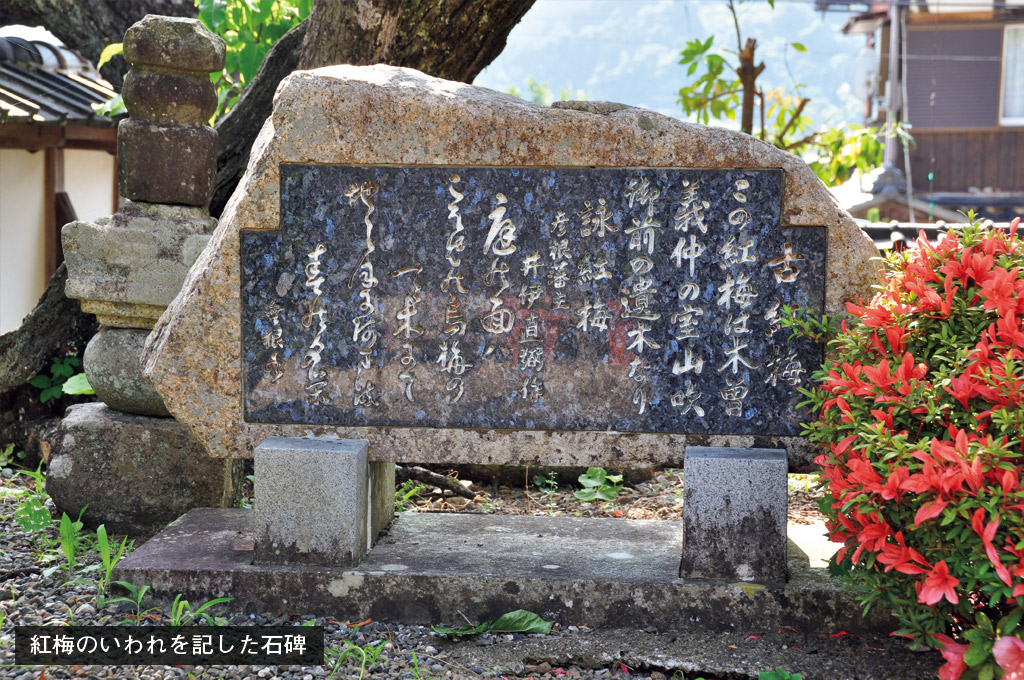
[473,0,870,132]
[3,0,870,132]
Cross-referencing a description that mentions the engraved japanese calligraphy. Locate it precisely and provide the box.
[240,165,825,435]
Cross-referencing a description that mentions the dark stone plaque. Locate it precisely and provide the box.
[240,165,825,436]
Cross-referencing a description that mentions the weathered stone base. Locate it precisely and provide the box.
[62,201,215,330]
[253,437,394,566]
[115,509,894,634]
[47,403,243,537]
[680,447,789,583]
[84,326,170,417]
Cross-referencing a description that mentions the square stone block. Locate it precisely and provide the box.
[680,446,788,583]
[253,436,372,567]
[118,119,217,206]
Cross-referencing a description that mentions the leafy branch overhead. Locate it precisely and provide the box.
[197,0,311,121]
[676,0,896,186]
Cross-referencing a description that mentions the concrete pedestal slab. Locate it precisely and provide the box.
[115,510,893,634]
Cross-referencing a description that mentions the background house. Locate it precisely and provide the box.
[827,0,1024,222]
[0,28,118,335]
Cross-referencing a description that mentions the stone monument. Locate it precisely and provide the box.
[50,15,242,537]
[117,64,888,629]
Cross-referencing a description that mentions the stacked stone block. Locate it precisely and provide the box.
[118,15,220,206]
[53,15,240,537]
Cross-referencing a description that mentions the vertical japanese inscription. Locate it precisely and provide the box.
[301,244,329,405]
[347,181,381,409]
[240,166,824,436]
[622,176,663,415]
[437,175,473,404]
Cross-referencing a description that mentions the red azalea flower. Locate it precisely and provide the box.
[996,313,1024,348]
[846,301,892,328]
[980,266,1021,318]
[919,560,959,605]
[971,509,1012,586]
[993,637,1024,680]
[877,531,930,574]
[930,633,968,680]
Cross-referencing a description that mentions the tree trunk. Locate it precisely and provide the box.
[737,37,765,137]
[0,263,97,394]
[211,0,533,216]
[0,264,98,468]
[299,0,531,79]
[211,20,307,217]
[1,0,196,86]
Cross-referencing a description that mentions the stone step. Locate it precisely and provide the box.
[116,509,892,634]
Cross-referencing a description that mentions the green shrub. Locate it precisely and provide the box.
[786,216,1024,680]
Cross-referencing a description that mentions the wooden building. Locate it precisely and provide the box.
[833,0,1024,222]
[0,31,118,334]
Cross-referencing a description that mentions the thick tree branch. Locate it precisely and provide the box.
[0,264,96,393]
[395,465,476,499]
[211,0,533,216]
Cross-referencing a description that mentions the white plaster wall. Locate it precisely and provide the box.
[0,148,115,335]
[65,149,115,222]
[0,149,46,335]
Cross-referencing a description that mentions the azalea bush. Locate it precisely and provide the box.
[785,216,1024,680]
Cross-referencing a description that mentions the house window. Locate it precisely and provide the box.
[1002,25,1024,125]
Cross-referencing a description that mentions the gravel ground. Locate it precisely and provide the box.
[396,467,827,526]
[1,466,892,680]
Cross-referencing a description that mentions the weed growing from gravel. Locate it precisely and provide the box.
[57,508,88,579]
[107,581,158,623]
[168,593,235,626]
[88,525,132,608]
[324,635,387,679]
[409,650,440,680]
[533,473,559,515]
[573,467,623,502]
[13,465,51,549]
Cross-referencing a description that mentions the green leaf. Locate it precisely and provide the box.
[92,94,125,118]
[488,609,554,635]
[998,608,1022,636]
[15,497,51,533]
[96,43,123,69]
[40,386,63,403]
[198,0,227,32]
[977,611,994,635]
[964,640,993,667]
[237,41,264,85]
[28,375,52,389]
[62,373,94,395]
[96,525,110,564]
[432,610,553,636]
[791,42,808,53]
